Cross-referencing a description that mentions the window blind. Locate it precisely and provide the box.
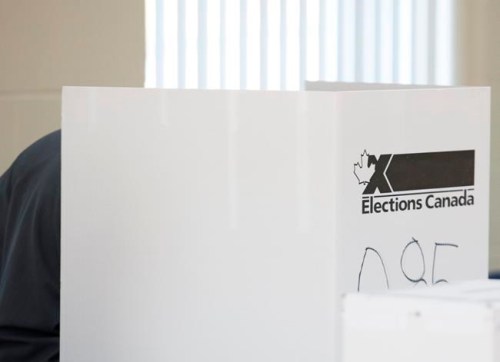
[145,0,454,90]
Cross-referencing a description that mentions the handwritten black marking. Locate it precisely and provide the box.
[357,247,390,292]
[400,237,428,286]
[432,242,459,284]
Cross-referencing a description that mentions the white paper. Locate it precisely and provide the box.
[343,280,500,362]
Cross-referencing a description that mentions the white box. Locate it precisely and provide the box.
[61,86,490,361]
[343,280,500,362]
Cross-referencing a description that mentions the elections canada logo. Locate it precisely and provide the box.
[354,150,475,215]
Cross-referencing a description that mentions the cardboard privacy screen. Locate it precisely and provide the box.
[61,85,490,361]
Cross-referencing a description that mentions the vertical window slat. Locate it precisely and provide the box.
[379,0,394,83]
[374,0,381,83]
[240,0,247,89]
[267,0,281,90]
[286,0,300,90]
[398,0,412,84]
[280,0,287,90]
[177,0,186,88]
[435,0,454,85]
[427,0,436,84]
[225,0,240,89]
[184,0,198,89]
[206,0,220,89]
[339,0,356,81]
[306,0,320,83]
[219,0,226,88]
[198,0,207,89]
[299,0,307,88]
[164,0,178,88]
[392,0,400,82]
[361,0,376,82]
[413,0,428,84]
[323,0,338,81]
[247,0,261,90]
[355,0,363,81]
[156,0,164,87]
[260,0,268,89]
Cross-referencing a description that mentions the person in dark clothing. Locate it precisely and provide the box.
[0,131,61,361]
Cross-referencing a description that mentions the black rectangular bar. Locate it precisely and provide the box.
[386,150,474,192]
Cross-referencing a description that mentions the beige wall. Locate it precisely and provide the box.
[0,0,145,173]
[456,0,500,271]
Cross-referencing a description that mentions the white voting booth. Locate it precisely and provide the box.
[61,85,490,361]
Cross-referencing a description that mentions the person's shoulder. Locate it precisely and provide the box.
[12,130,60,170]
[16,130,61,164]
[7,130,61,188]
